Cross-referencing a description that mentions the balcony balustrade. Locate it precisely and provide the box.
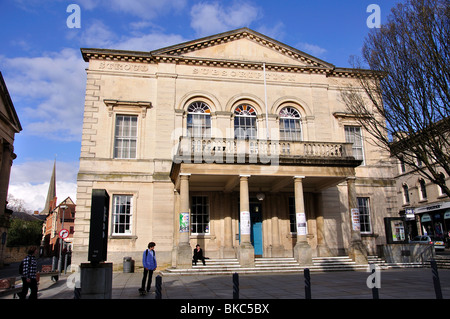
[174,137,359,166]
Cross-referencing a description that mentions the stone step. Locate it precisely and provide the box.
[160,255,430,275]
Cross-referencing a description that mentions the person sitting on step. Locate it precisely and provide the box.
[193,244,206,266]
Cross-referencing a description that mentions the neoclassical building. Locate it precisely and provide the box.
[73,28,397,269]
[0,72,22,267]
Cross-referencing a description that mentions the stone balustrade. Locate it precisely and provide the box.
[174,137,356,165]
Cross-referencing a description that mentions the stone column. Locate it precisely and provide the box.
[315,193,332,256]
[176,174,192,268]
[347,177,368,264]
[222,192,235,258]
[238,175,254,267]
[0,141,13,216]
[271,195,284,257]
[293,176,312,265]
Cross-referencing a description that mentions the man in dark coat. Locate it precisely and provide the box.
[193,244,206,266]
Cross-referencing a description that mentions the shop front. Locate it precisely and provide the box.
[413,201,450,244]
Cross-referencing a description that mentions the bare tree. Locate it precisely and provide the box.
[341,0,450,196]
[7,193,32,214]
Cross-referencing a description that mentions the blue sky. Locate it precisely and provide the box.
[0,0,402,211]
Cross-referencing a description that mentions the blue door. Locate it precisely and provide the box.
[250,202,263,256]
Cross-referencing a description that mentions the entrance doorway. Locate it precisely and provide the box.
[250,201,263,257]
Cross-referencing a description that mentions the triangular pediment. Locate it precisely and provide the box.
[0,72,22,134]
[152,28,334,69]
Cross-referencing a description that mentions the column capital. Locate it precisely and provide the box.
[239,174,251,177]
[294,176,305,179]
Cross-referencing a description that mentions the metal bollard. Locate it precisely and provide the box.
[430,260,443,299]
[233,272,239,299]
[304,268,311,299]
[369,264,379,299]
[155,275,162,299]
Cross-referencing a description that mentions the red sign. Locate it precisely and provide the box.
[59,229,69,239]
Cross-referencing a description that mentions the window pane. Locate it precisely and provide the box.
[345,126,364,164]
[191,196,210,234]
[357,197,371,233]
[112,195,133,235]
[234,104,257,140]
[114,115,138,159]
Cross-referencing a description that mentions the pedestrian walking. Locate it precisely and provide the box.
[19,246,38,299]
[140,242,157,293]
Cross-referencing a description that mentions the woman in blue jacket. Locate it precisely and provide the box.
[141,242,157,293]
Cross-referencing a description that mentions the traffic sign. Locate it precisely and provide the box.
[59,229,69,239]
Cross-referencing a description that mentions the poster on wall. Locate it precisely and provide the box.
[391,220,406,242]
[351,208,360,231]
[240,211,251,235]
[179,212,189,233]
[296,212,307,236]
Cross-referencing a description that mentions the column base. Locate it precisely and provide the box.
[80,262,113,299]
[294,241,312,265]
[176,244,193,269]
[317,243,332,257]
[238,243,254,267]
[220,246,236,259]
[348,240,368,264]
[270,245,285,258]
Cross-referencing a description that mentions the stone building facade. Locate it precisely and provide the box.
[394,154,450,241]
[0,72,22,267]
[73,28,397,269]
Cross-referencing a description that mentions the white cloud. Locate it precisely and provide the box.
[190,1,261,37]
[256,22,285,41]
[296,42,327,59]
[80,20,118,48]
[8,160,79,212]
[114,32,188,51]
[8,181,77,212]
[79,19,188,51]
[10,160,79,184]
[1,49,87,141]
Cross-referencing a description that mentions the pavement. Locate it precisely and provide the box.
[1,265,449,300]
[1,263,448,317]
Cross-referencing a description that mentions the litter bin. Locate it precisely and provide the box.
[123,257,135,273]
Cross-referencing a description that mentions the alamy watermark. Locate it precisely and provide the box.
[66,264,81,289]
[366,264,381,289]
[66,4,81,29]
[367,4,381,28]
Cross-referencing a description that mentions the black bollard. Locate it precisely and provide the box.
[370,264,379,299]
[372,285,379,299]
[155,275,162,299]
[304,268,311,299]
[233,272,239,299]
[430,260,443,299]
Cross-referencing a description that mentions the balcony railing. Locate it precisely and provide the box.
[174,137,359,166]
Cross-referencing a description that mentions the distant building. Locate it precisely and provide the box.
[0,72,22,267]
[73,28,397,269]
[42,197,76,257]
[394,152,450,241]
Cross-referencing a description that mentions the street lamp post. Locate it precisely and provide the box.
[57,205,68,273]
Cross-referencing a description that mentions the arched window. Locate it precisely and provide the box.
[234,104,257,139]
[187,101,211,138]
[438,173,446,196]
[403,184,410,205]
[279,107,302,141]
[419,179,428,200]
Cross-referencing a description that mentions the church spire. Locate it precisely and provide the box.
[40,160,57,215]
